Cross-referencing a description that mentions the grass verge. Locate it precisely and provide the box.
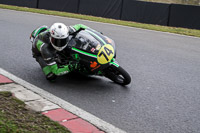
[0,91,70,133]
[0,4,200,38]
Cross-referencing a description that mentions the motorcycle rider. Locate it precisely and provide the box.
[30,23,88,81]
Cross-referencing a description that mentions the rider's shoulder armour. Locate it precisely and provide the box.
[30,25,48,43]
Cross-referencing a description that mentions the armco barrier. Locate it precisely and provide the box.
[0,0,38,8]
[121,0,170,26]
[169,4,200,29]
[78,0,122,19]
[38,0,79,13]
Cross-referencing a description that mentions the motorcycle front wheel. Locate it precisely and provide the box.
[104,65,131,85]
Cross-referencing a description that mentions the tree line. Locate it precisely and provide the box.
[140,0,200,6]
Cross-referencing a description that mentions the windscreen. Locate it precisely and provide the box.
[74,31,102,54]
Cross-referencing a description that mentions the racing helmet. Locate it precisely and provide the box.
[50,23,69,51]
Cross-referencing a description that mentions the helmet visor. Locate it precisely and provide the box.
[51,37,69,47]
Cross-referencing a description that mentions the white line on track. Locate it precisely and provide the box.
[0,68,126,133]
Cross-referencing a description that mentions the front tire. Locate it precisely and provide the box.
[104,66,131,85]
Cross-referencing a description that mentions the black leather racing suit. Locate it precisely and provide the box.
[31,24,88,80]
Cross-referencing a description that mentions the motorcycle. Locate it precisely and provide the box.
[32,27,131,85]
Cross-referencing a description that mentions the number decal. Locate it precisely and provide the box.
[97,44,114,64]
[104,47,113,56]
[99,51,109,61]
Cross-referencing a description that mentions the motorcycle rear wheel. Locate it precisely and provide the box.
[104,66,131,85]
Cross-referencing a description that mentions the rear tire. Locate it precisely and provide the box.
[104,66,131,85]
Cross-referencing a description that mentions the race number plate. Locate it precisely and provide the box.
[97,44,114,64]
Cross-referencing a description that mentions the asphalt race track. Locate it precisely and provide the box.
[1,9,200,133]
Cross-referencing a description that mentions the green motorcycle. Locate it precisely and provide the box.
[56,29,131,85]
